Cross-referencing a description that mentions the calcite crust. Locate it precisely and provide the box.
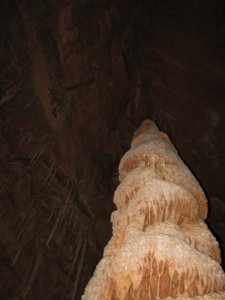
[82,120,225,299]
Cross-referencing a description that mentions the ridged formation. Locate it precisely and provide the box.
[82,120,225,299]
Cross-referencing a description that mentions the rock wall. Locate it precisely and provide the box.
[83,120,225,299]
[1,1,225,298]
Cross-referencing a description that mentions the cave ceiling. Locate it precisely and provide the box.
[0,0,225,299]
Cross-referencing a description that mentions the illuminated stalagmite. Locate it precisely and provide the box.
[82,120,225,299]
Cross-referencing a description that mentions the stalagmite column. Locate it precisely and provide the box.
[82,120,225,299]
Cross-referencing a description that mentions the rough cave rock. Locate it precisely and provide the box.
[82,120,225,300]
[1,1,225,298]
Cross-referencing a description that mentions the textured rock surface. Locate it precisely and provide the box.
[83,120,225,299]
[0,1,225,298]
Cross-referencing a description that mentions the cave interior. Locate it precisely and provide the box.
[0,0,225,299]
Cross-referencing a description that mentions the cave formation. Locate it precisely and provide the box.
[83,120,225,299]
[0,0,225,299]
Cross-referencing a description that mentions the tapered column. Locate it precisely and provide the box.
[83,120,225,299]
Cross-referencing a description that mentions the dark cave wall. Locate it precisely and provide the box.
[0,0,225,299]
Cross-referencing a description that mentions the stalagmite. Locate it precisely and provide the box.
[82,120,225,299]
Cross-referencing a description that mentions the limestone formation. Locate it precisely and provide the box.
[82,120,225,299]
